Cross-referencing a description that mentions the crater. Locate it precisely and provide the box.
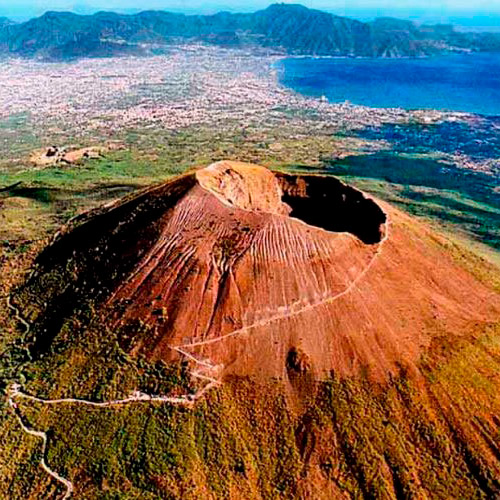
[276,173,387,244]
[197,162,387,244]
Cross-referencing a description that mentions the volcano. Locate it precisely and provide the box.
[9,161,500,500]
[18,161,500,383]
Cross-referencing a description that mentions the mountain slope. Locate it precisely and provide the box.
[0,4,498,60]
[0,17,13,28]
[3,162,500,499]
[13,161,500,381]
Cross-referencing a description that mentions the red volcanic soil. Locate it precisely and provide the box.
[21,161,500,382]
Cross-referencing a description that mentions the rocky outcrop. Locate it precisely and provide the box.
[29,146,103,166]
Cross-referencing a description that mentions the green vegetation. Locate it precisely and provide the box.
[0,150,186,189]
[2,4,498,60]
[0,112,41,158]
[2,323,500,499]
[1,126,499,499]
[324,153,500,251]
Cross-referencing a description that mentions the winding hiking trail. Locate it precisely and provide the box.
[7,366,220,500]
[5,213,390,499]
[8,395,74,500]
[6,295,219,500]
[181,215,391,349]
[6,295,30,335]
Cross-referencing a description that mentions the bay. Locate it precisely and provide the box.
[275,52,500,116]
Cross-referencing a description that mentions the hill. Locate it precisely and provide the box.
[14,160,499,379]
[0,3,499,60]
[3,161,500,498]
[0,17,13,27]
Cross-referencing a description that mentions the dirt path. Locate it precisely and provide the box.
[7,370,220,500]
[6,211,389,499]
[6,295,30,334]
[8,395,74,500]
[6,285,222,499]
[180,216,391,349]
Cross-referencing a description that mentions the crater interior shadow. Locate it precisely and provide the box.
[276,173,386,244]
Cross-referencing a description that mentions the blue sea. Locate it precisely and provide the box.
[275,53,500,116]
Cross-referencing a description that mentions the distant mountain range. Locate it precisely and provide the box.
[1,3,499,61]
[0,17,14,29]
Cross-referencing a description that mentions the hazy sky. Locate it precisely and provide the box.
[3,0,499,10]
[2,0,500,30]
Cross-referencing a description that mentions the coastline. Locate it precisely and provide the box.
[274,51,500,116]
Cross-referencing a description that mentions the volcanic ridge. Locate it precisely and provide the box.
[17,161,500,384]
